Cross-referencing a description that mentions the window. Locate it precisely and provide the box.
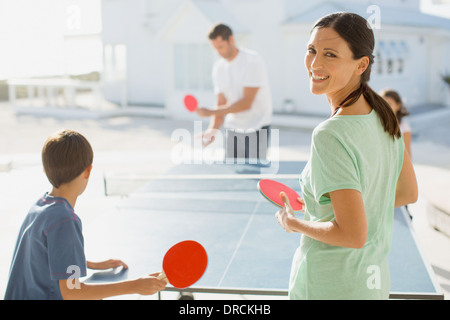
[376,50,383,75]
[174,43,213,91]
[398,58,404,74]
[375,40,408,76]
[387,59,393,74]
[397,41,408,74]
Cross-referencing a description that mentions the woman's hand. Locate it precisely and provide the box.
[276,192,304,233]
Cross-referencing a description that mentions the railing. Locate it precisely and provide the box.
[7,78,104,110]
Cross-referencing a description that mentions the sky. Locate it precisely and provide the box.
[0,0,449,80]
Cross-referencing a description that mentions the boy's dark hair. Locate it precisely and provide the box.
[42,130,93,188]
[208,23,233,41]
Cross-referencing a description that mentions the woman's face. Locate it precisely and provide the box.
[305,27,367,98]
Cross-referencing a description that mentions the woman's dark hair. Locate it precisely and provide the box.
[312,12,401,140]
[380,89,410,123]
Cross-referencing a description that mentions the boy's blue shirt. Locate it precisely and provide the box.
[4,193,87,300]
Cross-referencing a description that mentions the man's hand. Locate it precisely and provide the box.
[196,128,217,147]
[196,107,214,118]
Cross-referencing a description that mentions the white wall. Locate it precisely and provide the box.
[101,0,177,106]
[369,26,427,108]
[427,30,450,106]
[161,3,217,119]
[126,4,167,105]
[222,0,288,113]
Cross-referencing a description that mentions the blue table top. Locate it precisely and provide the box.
[84,161,443,299]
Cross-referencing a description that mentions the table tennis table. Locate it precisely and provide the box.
[84,161,444,300]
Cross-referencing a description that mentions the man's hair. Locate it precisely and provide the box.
[208,23,233,41]
[42,130,93,188]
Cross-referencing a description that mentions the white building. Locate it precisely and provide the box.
[100,0,450,118]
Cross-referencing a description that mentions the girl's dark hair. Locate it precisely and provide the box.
[312,12,401,140]
[380,89,410,123]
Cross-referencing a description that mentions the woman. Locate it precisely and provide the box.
[380,89,412,157]
[276,12,418,299]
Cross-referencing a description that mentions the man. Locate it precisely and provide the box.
[196,23,273,163]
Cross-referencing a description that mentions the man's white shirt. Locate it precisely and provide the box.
[212,48,273,131]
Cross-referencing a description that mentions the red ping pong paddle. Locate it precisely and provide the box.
[184,94,198,112]
[257,179,303,212]
[157,240,208,289]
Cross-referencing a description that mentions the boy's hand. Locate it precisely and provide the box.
[87,259,128,270]
[134,273,167,295]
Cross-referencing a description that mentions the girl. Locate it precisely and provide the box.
[276,12,418,299]
[381,89,412,156]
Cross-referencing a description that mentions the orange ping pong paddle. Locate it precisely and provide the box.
[184,94,198,112]
[157,240,208,289]
[257,179,303,212]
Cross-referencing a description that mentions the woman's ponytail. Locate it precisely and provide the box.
[363,85,401,140]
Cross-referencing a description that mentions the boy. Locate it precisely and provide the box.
[4,130,166,299]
